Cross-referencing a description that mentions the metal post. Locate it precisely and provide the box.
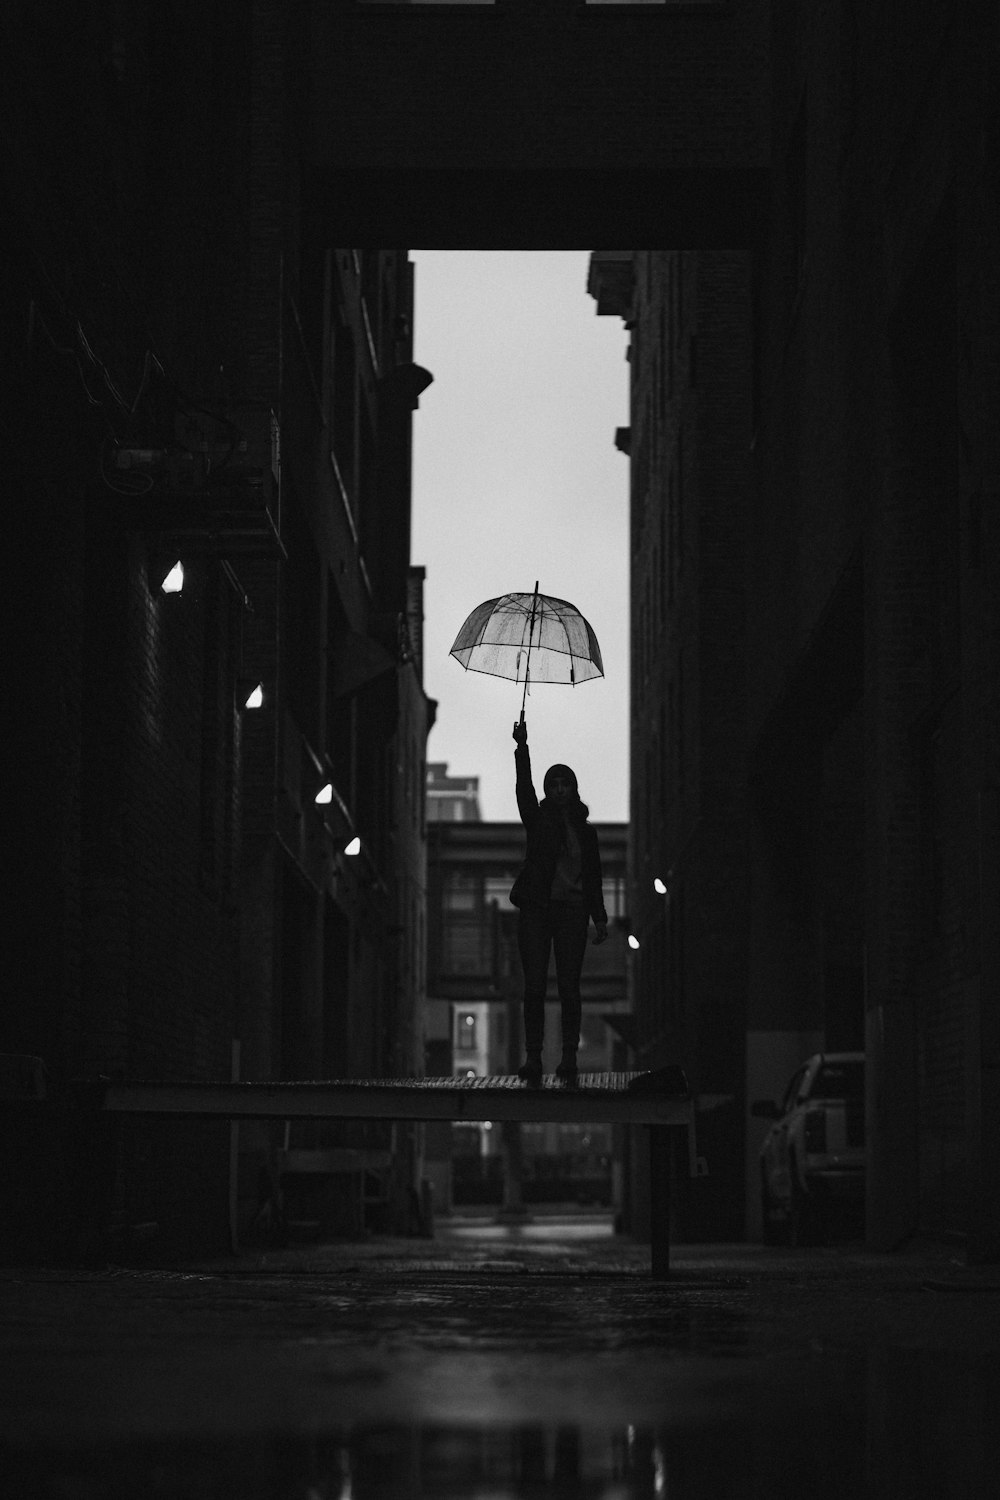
[497,991,530,1221]
[648,1124,671,1278]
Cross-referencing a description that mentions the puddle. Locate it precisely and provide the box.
[2,1419,857,1498]
[6,1360,1000,1500]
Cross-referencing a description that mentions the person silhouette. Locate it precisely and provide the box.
[509,717,609,1086]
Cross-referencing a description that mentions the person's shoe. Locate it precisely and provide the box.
[517,1056,543,1087]
[555,1057,578,1088]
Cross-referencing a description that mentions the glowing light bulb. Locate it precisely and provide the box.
[653,877,668,895]
[344,835,361,856]
[244,682,264,710]
[627,933,641,950]
[315,783,333,805]
[160,560,184,594]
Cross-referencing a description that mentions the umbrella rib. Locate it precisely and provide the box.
[543,597,577,685]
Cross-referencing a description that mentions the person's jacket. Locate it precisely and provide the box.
[509,744,608,925]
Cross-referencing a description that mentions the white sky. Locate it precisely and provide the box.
[410,251,630,823]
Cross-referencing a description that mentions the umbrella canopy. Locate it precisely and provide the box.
[450,586,604,702]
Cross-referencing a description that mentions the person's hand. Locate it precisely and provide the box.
[512,719,528,746]
[591,921,609,945]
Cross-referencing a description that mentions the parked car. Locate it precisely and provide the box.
[752,1052,865,1245]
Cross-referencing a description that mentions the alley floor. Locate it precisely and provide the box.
[4,1212,1000,1497]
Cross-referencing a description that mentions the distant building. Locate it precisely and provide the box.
[425,817,629,1211]
[426,763,482,823]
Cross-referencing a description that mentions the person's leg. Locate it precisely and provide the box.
[551,904,588,1080]
[517,906,552,1079]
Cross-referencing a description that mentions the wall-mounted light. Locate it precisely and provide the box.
[158,559,184,595]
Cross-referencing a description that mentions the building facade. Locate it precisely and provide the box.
[589,4,1000,1254]
[425,818,629,1209]
[6,7,435,1257]
[589,249,752,1240]
[426,763,483,823]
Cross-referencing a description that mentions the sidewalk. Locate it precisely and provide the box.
[176,1210,968,1286]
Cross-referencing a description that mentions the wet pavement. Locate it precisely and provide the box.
[4,1212,1000,1496]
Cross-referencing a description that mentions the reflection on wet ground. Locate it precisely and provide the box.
[440,1216,618,1244]
[6,1231,1000,1497]
[9,1370,1000,1500]
[7,1417,866,1499]
[8,1347,1000,1497]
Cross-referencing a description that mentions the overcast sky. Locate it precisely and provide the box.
[410,251,630,823]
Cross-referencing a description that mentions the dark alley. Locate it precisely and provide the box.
[5,1,1000,1495]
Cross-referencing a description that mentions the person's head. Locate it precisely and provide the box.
[543,763,579,811]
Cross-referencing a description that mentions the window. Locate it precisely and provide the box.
[781,1067,808,1115]
[443,922,490,975]
[813,1062,864,1100]
[603,874,625,919]
[455,1012,478,1050]
[444,872,477,910]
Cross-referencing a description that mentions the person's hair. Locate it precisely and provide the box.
[541,763,589,829]
[540,789,590,824]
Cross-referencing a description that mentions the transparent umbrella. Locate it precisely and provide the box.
[449,581,604,723]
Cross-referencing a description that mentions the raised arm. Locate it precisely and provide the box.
[512,719,538,825]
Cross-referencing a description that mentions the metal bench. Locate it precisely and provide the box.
[94,1068,698,1277]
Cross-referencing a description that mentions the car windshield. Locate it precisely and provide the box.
[813,1061,864,1099]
